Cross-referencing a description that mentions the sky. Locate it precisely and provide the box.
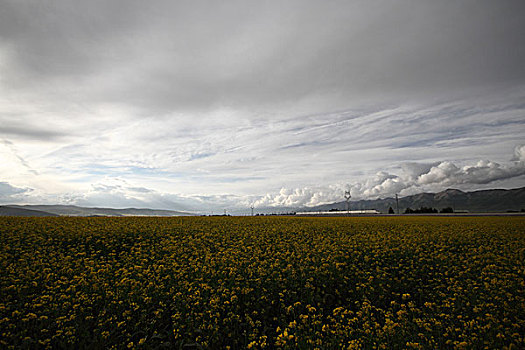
[1,0,524,213]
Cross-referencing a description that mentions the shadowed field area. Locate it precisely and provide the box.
[1,216,524,349]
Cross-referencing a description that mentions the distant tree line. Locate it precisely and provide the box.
[403,206,454,214]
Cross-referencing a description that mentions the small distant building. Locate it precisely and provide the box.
[295,210,380,216]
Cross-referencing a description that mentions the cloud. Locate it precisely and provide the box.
[0,124,67,141]
[1,1,525,118]
[255,146,525,207]
[0,182,32,201]
[50,178,243,213]
[67,179,191,210]
[0,139,40,176]
[417,160,525,186]
[255,187,342,208]
[512,144,525,162]
[3,143,523,211]
[1,98,524,211]
[0,2,524,211]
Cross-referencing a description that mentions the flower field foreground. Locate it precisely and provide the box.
[1,216,524,349]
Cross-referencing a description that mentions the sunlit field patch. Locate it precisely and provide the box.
[1,216,523,349]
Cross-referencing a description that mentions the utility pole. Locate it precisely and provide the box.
[395,194,399,214]
[344,190,352,215]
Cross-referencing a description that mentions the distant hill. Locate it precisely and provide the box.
[309,187,525,214]
[0,206,58,217]
[2,205,196,217]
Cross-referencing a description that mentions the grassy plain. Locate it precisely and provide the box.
[1,216,524,349]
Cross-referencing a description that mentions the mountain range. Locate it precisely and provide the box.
[308,187,525,213]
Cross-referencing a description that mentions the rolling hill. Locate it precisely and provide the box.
[0,206,58,217]
[1,205,196,217]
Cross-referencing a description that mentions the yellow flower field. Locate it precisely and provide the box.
[0,216,523,349]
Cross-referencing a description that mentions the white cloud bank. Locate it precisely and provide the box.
[255,145,525,208]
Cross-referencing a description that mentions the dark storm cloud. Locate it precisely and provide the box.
[1,0,524,115]
[0,124,66,140]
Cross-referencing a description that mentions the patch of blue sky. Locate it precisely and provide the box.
[189,152,215,161]
[192,175,266,183]
[124,166,163,175]
[65,176,98,183]
[75,163,168,177]
[52,164,115,176]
